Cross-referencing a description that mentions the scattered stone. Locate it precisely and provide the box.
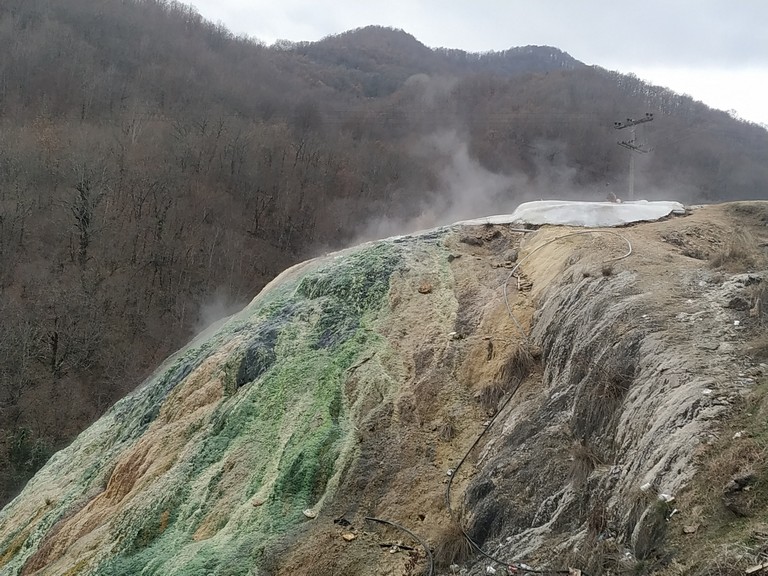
[486,566,496,574]
[724,471,758,516]
[733,431,745,439]
[447,253,461,262]
[698,342,719,351]
[342,532,357,541]
[745,563,768,575]
[658,493,675,503]
[333,516,351,526]
[569,569,582,576]
[459,235,483,246]
[506,249,519,263]
[725,471,756,492]
[446,468,454,476]
[632,505,668,559]
[418,281,433,294]
[252,498,266,507]
[302,509,317,519]
[726,296,751,311]
[683,524,699,534]
[483,229,501,241]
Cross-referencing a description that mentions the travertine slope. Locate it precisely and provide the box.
[1,203,766,576]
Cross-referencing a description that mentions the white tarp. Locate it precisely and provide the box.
[458,200,686,228]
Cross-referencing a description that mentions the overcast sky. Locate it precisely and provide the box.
[189,0,768,126]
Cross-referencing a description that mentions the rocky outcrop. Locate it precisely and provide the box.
[0,203,766,576]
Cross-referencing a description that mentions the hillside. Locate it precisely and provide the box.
[1,0,768,508]
[1,202,767,575]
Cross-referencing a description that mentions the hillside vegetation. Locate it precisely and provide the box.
[1,0,768,506]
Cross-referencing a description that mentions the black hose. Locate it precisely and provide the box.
[444,365,587,575]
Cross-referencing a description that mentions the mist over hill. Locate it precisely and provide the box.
[1,0,767,506]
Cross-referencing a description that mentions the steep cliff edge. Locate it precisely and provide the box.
[1,202,767,576]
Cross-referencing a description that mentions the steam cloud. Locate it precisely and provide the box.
[193,291,248,335]
[355,72,690,244]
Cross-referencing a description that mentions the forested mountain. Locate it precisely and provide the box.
[1,0,766,506]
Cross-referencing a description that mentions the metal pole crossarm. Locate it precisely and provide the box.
[618,141,651,153]
[614,112,654,130]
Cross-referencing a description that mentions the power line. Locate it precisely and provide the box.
[613,113,654,201]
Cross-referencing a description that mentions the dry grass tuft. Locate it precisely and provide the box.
[432,521,474,569]
[747,284,768,359]
[565,537,627,576]
[476,379,509,414]
[571,341,637,442]
[570,438,603,485]
[709,230,761,271]
[750,334,768,361]
[476,344,536,413]
[437,418,457,442]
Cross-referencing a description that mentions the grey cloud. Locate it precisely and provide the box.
[189,0,768,68]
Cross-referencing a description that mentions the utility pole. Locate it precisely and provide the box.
[614,113,654,201]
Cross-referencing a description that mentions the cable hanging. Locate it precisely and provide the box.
[502,229,632,339]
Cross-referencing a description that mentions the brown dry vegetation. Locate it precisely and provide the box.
[657,376,768,576]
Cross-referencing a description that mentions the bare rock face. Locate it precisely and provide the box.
[0,203,766,576]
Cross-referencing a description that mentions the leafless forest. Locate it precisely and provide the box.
[1,0,767,505]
